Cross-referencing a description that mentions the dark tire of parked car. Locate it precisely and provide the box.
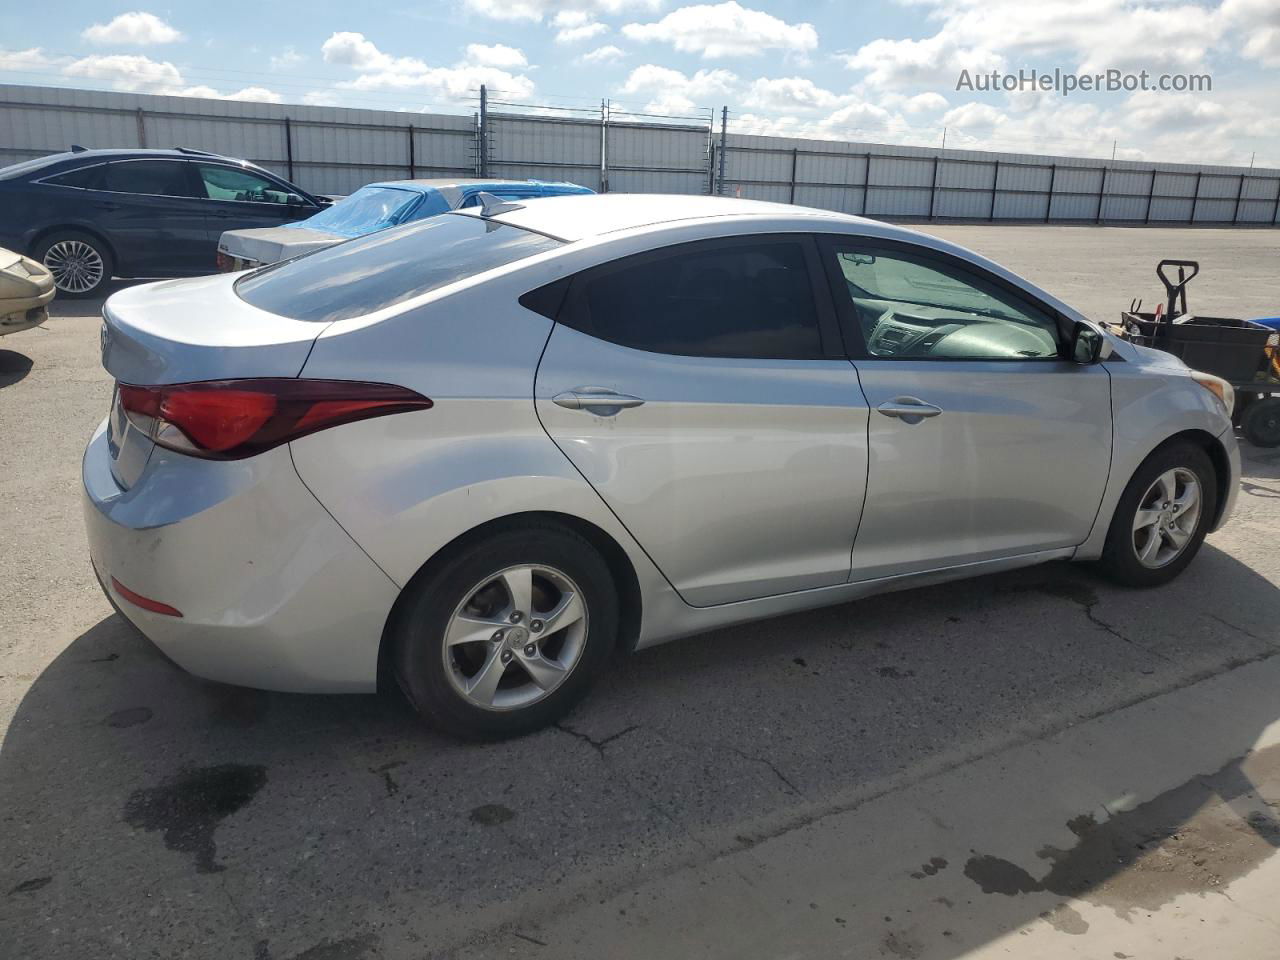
[391,520,619,740]
[1097,440,1217,588]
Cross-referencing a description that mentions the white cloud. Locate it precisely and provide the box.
[841,35,1003,90]
[620,64,737,114]
[622,2,818,59]
[580,44,625,64]
[557,22,609,43]
[1221,0,1280,66]
[743,77,841,112]
[465,0,659,22]
[82,12,183,46]
[63,53,184,91]
[902,91,949,114]
[322,32,535,101]
[270,47,305,70]
[465,43,528,69]
[0,48,62,71]
[222,86,284,103]
[940,101,1008,132]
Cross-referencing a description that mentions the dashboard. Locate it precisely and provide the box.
[856,299,1060,360]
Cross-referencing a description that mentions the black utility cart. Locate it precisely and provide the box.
[1119,259,1280,447]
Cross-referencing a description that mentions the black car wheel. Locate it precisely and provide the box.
[1241,397,1280,448]
[35,231,114,298]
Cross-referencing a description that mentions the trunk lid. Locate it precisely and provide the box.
[217,226,341,267]
[101,273,328,488]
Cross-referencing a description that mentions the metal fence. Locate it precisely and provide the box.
[718,134,1280,225]
[2,83,1277,226]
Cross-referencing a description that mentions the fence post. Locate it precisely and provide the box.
[135,108,147,147]
[789,147,798,204]
[989,160,999,220]
[1096,167,1108,224]
[1144,169,1156,224]
[863,154,872,216]
[928,154,940,219]
[599,99,609,193]
[1272,178,1280,225]
[407,124,415,179]
[478,84,489,178]
[284,117,294,182]
[716,106,727,196]
[1045,164,1056,222]
[1232,173,1245,224]
[1189,170,1201,224]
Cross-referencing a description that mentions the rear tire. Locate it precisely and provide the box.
[392,521,619,740]
[35,230,114,299]
[1097,441,1217,588]
[1241,397,1280,447]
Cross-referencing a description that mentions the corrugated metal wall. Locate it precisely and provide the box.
[3,83,1277,226]
[720,133,1280,225]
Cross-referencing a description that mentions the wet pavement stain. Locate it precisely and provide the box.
[104,706,152,728]
[9,876,51,895]
[963,744,1280,916]
[1040,902,1089,935]
[876,666,916,680]
[881,929,923,958]
[910,856,948,879]
[122,764,267,873]
[470,803,515,826]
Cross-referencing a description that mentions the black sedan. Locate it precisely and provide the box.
[0,147,330,297]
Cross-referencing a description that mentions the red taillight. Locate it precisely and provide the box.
[118,378,432,460]
[111,577,183,617]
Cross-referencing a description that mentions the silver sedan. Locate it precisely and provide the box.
[83,194,1241,739]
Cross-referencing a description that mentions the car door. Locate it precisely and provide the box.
[534,233,869,607]
[193,162,317,240]
[90,159,210,275]
[817,235,1112,582]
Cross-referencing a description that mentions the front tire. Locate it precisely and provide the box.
[392,521,619,740]
[35,230,114,298]
[1097,441,1217,587]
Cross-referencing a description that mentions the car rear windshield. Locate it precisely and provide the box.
[296,185,424,237]
[235,213,563,322]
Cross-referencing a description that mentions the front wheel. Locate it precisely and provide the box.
[35,230,114,298]
[392,522,619,740]
[1097,441,1217,587]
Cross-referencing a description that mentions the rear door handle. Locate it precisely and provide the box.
[877,397,943,424]
[552,388,645,414]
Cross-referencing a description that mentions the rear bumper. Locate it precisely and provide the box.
[82,420,399,693]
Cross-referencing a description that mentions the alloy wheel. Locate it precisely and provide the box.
[43,240,104,294]
[441,564,588,711]
[1131,467,1202,569]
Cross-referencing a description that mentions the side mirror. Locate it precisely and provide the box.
[1070,321,1105,364]
[285,193,306,206]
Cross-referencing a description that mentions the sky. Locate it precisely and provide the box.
[1,1,1277,167]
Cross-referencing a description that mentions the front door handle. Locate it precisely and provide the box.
[877,397,943,424]
[552,388,645,414]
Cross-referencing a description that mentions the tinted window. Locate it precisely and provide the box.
[562,238,825,360]
[196,164,291,204]
[101,160,195,197]
[828,245,1060,360]
[44,165,102,188]
[236,213,563,322]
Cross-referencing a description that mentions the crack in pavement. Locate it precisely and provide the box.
[724,744,804,798]
[553,721,640,755]
[1206,612,1277,647]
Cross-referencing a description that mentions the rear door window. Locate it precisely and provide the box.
[100,160,196,197]
[43,165,103,189]
[235,213,563,322]
[558,236,829,360]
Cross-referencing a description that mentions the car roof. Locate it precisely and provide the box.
[456,192,874,243]
[0,147,273,180]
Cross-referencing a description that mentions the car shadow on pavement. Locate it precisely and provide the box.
[0,349,33,388]
[3,526,1279,958]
